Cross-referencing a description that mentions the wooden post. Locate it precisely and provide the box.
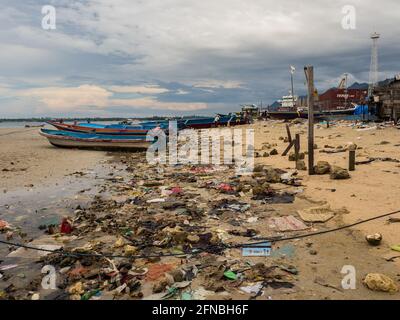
[326,119,330,128]
[349,149,356,171]
[294,133,300,162]
[305,65,315,175]
[285,124,292,143]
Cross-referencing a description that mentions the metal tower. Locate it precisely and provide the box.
[368,32,380,97]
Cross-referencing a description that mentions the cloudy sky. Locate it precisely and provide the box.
[0,0,399,118]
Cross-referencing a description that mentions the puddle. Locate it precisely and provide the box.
[0,160,127,256]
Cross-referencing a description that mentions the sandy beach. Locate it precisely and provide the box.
[0,128,105,191]
[1,120,400,300]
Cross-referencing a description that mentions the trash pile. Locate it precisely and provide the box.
[0,152,313,300]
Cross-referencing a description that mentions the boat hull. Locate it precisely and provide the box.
[40,129,152,150]
[47,121,153,135]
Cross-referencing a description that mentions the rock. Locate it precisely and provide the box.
[152,277,169,293]
[263,152,269,157]
[365,233,382,246]
[114,237,125,248]
[309,250,318,255]
[296,160,307,171]
[31,293,40,300]
[313,161,331,175]
[330,166,350,179]
[363,273,398,293]
[187,234,200,243]
[269,149,278,155]
[289,152,305,161]
[253,164,265,172]
[124,245,137,256]
[68,282,85,295]
[263,168,281,183]
[169,269,185,282]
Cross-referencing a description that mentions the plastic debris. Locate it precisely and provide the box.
[223,270,237,280]
[268,215,308,231]
[390,244,400,252]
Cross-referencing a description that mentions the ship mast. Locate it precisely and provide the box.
[290,66,296,110]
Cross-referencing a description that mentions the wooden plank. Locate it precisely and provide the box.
[282,139,295,156]
[285,124,292,143]
[305,66,315,175]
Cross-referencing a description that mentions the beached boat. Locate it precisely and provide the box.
[47,121,168,135]
[39,129,153,150]
[267,107,355,120]
[182,114,248,129]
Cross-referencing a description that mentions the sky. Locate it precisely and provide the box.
[0,0,399,118]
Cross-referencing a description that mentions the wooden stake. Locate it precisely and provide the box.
[285,124,292,143]
[349,149,356,171]
[282,140,295,156]
[294,133,300,162]
[305,65,315,175]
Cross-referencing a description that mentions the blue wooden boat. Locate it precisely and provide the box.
[39,129,153,150]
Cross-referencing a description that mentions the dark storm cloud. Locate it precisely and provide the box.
[0,0,399,117]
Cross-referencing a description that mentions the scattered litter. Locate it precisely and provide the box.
[242,242,272,257]
[0,264,18,271]
[240,282,264,295]
[271,244,296,259]
[297,205,335,223]
[223,270,237,280]
[268,215,308,231]
[390,244,400,252]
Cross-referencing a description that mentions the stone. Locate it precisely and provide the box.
[289,152,305,161]
[263,152,269,157]
[269,149,278,155]
[365,233,382,246]
[363,273,398,293]
[330,166,350,179]
[187,234,200,243]
[313,161,331,175]
[152,277,169,293]
[263,168,281,183]
[296,160,307,171]
[124,245,138,256]
[169,269,185,282]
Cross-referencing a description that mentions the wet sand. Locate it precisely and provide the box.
[0,128,105,191]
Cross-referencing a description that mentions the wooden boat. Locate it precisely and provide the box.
[47,121,169,135]
[267,107,355,120]
[182,115,248,129]
[39,129,153,150]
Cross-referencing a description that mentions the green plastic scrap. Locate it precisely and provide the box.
[223,270,237,280]
[391,244,400,252]
[81,289,101,300]
[162,287,178,300]
[181,292,192,300]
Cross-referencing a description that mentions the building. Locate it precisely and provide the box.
[373,76,400,121]
[316,88,368,111]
